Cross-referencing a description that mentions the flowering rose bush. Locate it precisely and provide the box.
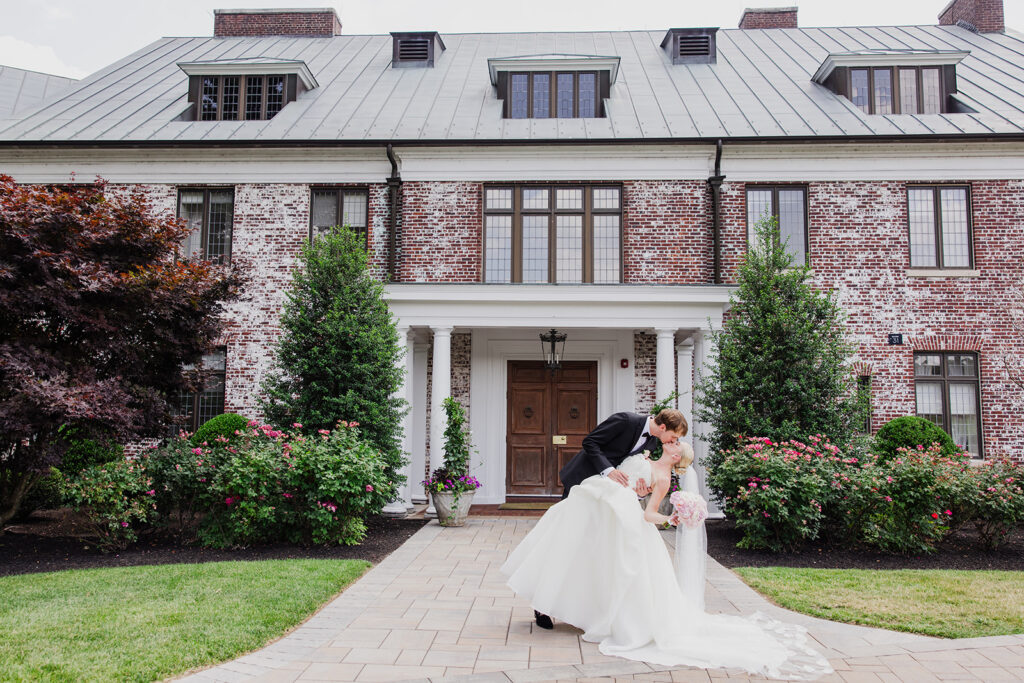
[708,436,1020,555]
[953,457,1024,549]
[832,445,967,554]
[149,420,394,548]
[709,436,840,551]
[60,454,159,551]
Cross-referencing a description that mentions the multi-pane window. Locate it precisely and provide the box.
[506,71,601,119]
[173,348,227,434]
[849,66,944,115]
[746,186,808,265]
[309,188,369,245]
[907,186,972,268]
[857,375,872,435]
[199,75,287,121]
[484,185,621,284]
[178,188,234,264]
[914,352,982,458]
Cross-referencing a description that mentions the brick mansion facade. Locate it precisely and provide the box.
[2,1,1023,508]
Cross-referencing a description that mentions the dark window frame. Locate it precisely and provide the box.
[847,65,948,115]
[190,74,296,121]
[744,184,810,266]
[173,347,227,435]
[177,187,234,265]
[913,351,983,458]
[906,184,974,269]
[856,374,872,435]
[482,183,623,284]
[308,187,370,248]
[504,71,603,119]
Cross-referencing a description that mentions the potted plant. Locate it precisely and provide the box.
[424,397,479,526]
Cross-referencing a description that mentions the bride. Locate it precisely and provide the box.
[501,429,833,680]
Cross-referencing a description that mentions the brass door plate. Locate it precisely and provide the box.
[552,435,567,445]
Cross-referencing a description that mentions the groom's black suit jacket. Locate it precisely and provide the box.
[558,411,656,497]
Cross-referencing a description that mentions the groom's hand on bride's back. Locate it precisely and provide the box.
[607,469,630,487]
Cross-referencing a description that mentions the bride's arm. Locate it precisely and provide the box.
[643,476,671,525]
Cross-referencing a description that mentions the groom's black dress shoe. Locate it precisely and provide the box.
[534,610,554,630]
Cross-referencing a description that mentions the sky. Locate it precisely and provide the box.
[1,0,1022,79]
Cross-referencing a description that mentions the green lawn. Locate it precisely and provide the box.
[0,559,370,683]
[734,567,1024,639]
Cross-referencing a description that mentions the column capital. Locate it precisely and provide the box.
[431,326,453,336]
[675,337,695,352]
[654,327,677,338]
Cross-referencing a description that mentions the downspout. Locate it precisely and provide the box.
[386,143,402,280]
[707,139,725,285]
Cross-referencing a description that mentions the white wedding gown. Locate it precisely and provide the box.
[501,454,833,680]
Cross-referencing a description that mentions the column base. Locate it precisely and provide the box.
[382,501,409,517]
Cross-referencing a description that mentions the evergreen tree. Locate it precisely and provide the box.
[695,215,862,478]
[261,227,406,487]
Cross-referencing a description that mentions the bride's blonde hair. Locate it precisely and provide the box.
[673,442,695,476]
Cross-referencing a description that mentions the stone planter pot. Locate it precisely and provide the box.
[431,490,475,527]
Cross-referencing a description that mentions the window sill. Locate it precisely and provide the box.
[906,269,980,278]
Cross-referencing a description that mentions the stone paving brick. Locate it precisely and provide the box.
[298,662,365,681]
[382,629,438,650]
[528,646,584,665]
[353,664,446,682]
[473,660,533,674]
[342,648,400,665]
[395,650,428,666]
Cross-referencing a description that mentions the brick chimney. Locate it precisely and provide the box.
[213,8,342,37]
[738,7,798,29]
[938,0,1004,33]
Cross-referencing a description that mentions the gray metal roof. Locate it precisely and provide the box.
[2,24,1024,143]
[0,65,77,119]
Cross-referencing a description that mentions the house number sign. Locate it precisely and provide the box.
[887,333,904,346]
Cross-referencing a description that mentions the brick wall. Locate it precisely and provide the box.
[397,181,482,282]
[213,10,342,37]
[623,180,712,283]
[738,8,798,29]
[634,332,656,411]
[938,0,1004,33]
[109,176,1024,461]
[717,178,1024,458]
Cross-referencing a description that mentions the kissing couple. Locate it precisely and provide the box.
[501,408,833,680]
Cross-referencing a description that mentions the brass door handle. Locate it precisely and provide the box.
[552,435,567,445]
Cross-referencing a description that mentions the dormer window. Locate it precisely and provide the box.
[812,50,970,115]
[488,55,618,119]
[178,58,318,121]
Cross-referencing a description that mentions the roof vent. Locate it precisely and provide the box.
[660,28,718,65]
[955,19,979,33]
[391,32,445,68]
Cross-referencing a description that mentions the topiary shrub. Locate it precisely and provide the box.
[874,416,957,461]
[191,413,249,446]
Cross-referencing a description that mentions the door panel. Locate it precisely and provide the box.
[507,360,597,496]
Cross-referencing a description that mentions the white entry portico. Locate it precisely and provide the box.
[385,284,732,506]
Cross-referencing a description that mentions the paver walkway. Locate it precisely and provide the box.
[179,518,1024,683]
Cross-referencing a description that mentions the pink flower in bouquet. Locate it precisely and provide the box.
[669,490,708,529]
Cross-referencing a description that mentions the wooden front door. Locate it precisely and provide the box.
[506,361,597,497]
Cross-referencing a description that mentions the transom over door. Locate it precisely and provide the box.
[506,361,597,497]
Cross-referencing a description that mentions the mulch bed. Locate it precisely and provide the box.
[0,508,427,578]
[706,517,1024,571]
[4,509,1023,578]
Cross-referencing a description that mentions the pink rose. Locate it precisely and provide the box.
[121,522,128,527]
[366,485,374,492]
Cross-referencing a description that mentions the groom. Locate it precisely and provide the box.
[532,407,688,630]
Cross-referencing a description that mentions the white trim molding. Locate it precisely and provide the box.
[906,269,981,278]
[812,50,969,84]
[384,284,733,330]
[488,54,621,85]
[178,58,318,89]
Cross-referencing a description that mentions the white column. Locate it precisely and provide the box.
[410,342,429,504]
[382,326,412,517]
[655,328,677,407]
[426,326,452,517]
[692,328,724,518]
[676,338,695,436]
[402,328,416,510]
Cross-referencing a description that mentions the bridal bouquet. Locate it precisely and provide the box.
[668,490,708,529]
